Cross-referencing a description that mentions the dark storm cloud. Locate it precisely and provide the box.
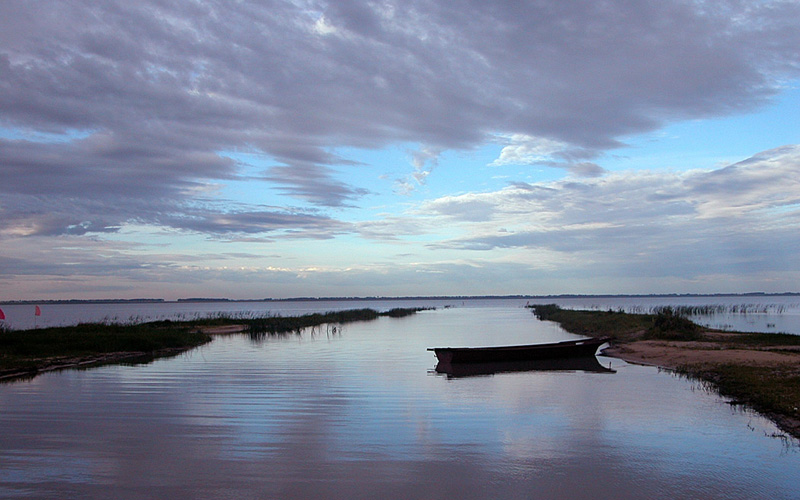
[1,0,800,236]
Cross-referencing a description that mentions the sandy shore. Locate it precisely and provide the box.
[603,339,800,370]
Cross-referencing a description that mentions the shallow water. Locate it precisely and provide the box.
[1,306,798,499]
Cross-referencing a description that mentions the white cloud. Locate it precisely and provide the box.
[490,134,567,166]
[411,145,800,278]
[313,16,339,36]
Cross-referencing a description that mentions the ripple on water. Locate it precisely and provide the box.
[0,307,798,499]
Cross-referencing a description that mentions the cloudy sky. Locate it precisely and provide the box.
[2,0,800,300]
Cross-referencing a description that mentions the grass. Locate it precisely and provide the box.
[0,307,431,380]
[529,304,653,341]
[644,307,702,341]
[681,364,800,428]
[243,307,430,336]
[529,303,800,348]
[0,322,212,376]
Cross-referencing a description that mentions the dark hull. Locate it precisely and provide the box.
[434,355,616,378]
[428,337,607,364]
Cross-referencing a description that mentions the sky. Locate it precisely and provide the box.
[2,0,800,301]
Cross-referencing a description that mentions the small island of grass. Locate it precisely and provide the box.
[530,304,800,440]
[0,307,429,381]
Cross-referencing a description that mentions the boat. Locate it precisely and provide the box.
[433,355,616,379]
[427,337,609,364]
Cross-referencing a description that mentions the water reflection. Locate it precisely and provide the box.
[433,356,617,378]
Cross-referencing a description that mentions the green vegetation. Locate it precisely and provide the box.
[529,304,653,340]
[530,303,800,347]
[645,307,702,341]
[0,322,212,377]
[718,331,800,348]
[244,307,429,335]
[683,364,800,430]
[529,304,794,343]
[0,307,430,380]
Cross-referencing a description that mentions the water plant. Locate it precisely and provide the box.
[645,307,701,341]
[244,307,430,336]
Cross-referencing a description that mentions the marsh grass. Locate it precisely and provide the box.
[0,322,212,376]
[620,303,794,315]
[530,304,800,347]
[244,307,430,336]
[529,304,652,341]
[644,307,702,341]
[679,363,800,428]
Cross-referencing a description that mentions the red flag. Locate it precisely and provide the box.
[0,308,5,320]
[35,305,41,316]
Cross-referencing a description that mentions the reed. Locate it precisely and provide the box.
[533,304,707,341]
[645,307,701,341]
[244,307,430,335]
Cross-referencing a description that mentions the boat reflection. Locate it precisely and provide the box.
[433,356,616,379]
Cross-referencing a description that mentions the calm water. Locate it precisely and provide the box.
[2,295,800,334]
[1,305,798,499]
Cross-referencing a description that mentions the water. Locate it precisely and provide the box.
[3,295,800,334]
[1,306,798,499]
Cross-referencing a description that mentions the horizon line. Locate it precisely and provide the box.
[3,291,799,305]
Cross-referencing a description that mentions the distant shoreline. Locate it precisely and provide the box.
[4,292,800,305]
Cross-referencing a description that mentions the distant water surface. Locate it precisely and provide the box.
[0,306,798,499]
[2,295,800,334]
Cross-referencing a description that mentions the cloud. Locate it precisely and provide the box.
[2,1,800,298]
[263,163,371,208]
[394,145,443,195]
[4,142,800,298]
[490,134,606,177]
[687,145,800,218]
[490,135,569,166]
[1,0,799,234]
[418,145,800,276]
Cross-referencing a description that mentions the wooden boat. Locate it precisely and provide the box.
[427,337,608,364]
[433,355,616,379]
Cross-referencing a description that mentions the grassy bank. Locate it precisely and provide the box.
[529,304,800,439]
[0,307,429,380]
[0,322,213,379]
[243,307,429,336]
